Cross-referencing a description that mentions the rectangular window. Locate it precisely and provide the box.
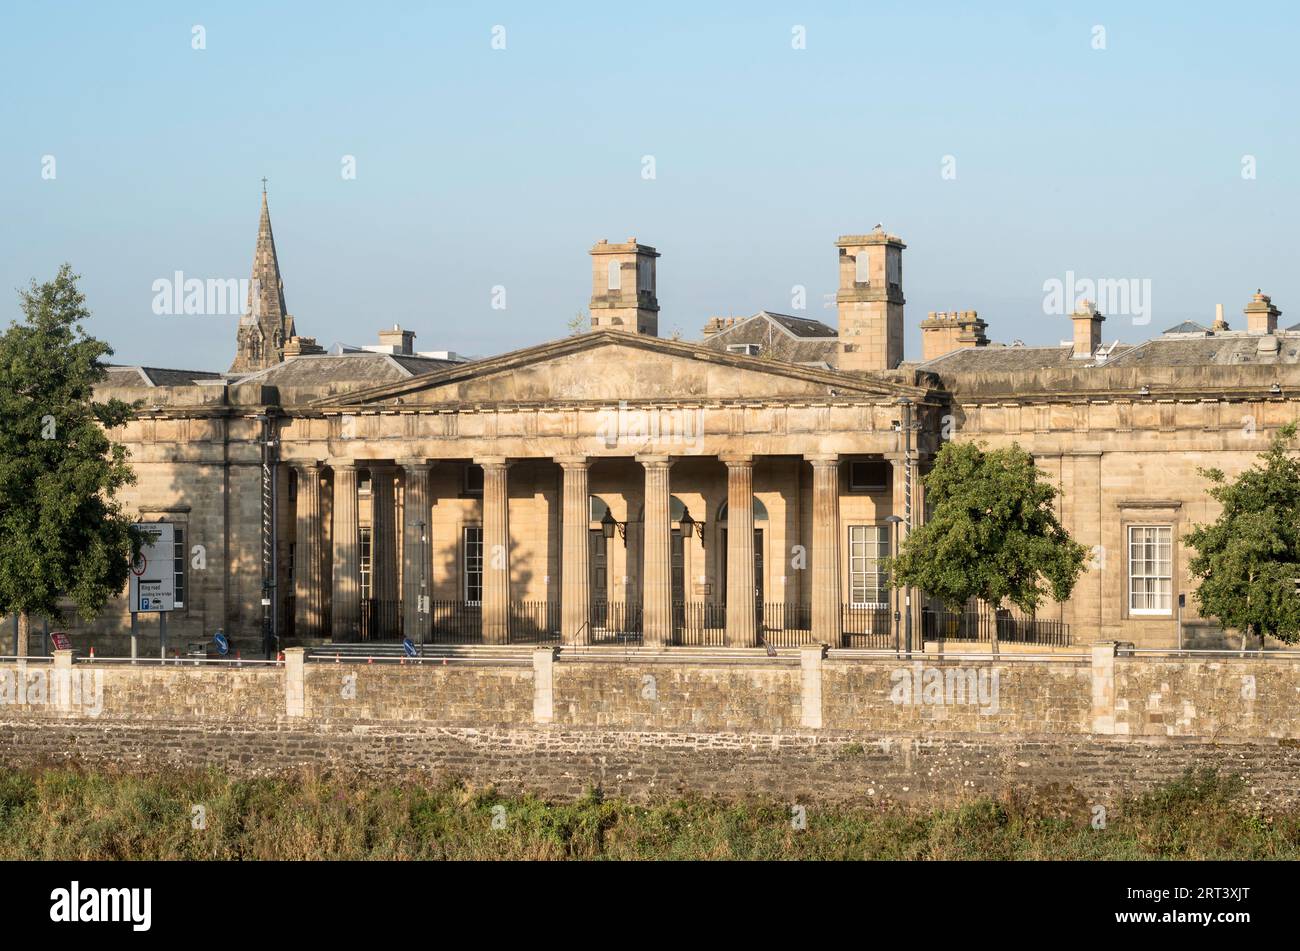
[1129,525,1172,615]
[637,258,651,292]
[726,343,761,356]
[172,525,186,608]
[855,250,870,284]
[848,459,890,492]
[358,472,372,496]
[464,465,484,497]
[608,260,621,291]
[359,527,372,601]
[848,525,890,607]
[464,526,483,604]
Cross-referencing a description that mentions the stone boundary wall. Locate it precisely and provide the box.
[0,645,1296,806]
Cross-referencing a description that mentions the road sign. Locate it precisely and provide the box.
[213,632,229,655]
[50,632,71,651]
[128,523,175,613]
[402,638,417,658]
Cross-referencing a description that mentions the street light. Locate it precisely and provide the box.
[884,515,903,654]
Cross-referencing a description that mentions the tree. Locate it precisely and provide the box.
[566,311,587,336]
[889,440,1088,650]
[0,265,141,656]
[1184,423,1300,647]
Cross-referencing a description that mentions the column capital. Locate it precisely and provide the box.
[805,453,840,467]
[325,457,357,470]
[636,453,674,468]
[397,458,434,471]
[292,459,325,472]
[719,453,754,467]
[475,456,510,469]
[555,455,591,469]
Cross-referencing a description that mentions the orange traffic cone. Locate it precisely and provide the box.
[89,645,95,659]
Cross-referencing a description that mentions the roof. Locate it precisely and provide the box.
[1104,332,1300,367]
[104,366,224,387]
[699,311,840,366]
[231,351,461,388]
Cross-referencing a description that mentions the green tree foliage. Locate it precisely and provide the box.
[0,265,141,655]
[1185,423,1300,646]
[890,441,1089,629]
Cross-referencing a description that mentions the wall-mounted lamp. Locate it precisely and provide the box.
[600,508,627,541]
[679,507,705,539]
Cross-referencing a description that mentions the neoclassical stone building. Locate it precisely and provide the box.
[86,194,1300,653]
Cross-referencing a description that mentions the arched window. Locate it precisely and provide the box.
[717,499,769,523]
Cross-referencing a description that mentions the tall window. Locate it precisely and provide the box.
[172,525,186,608]
[464,526,483,604]
[848,525,890,606]
[1129,525,1172,614]
[359,527,372,600]
[608,260,621,291]
[855,249,870,284]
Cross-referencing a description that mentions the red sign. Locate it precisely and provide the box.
[50,632,71,651]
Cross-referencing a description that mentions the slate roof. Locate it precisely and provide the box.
[231,352,461,387]
[104,366,224,387]
[699,311,840,367]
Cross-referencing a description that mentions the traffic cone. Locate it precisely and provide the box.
[335,652,340,663]
[89,645,95,659]
[367,656,373,664]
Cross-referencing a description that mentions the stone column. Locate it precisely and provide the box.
[724,454,757,648]
[640,455,674,648]
[809,455,842,647]
[400,460,433,643]
[329,460,361,642]
[479,457,511,645]
[293,461,325,639]
[370,464,399,637]
[559,457,591,645]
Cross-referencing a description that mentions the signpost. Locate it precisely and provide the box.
[129,523,175,659]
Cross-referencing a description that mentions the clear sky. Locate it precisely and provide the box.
[1,1,1297,370]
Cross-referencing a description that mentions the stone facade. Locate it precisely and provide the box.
[2,647,1299,809]
[61,195,1300,654]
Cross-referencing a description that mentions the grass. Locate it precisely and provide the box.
[0,766,1293,860]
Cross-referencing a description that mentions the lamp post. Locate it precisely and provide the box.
[417,519,428,643]
[884,515,903,654]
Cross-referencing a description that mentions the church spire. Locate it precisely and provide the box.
[229,183,297,374]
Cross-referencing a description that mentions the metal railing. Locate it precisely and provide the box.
[584,601,643,646]
[840,604,893,649]
[507,601,560,644]
[359,598,402,642]
[921,608,1072,647]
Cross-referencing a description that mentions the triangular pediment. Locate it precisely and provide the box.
[313,331,925,407]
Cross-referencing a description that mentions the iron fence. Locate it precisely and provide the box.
[508,601,560,644]
[921,608,1072,647]
[359,598,402,642]
[584,601,643,645]
[840,604,894,649]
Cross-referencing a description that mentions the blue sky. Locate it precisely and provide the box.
[1,1,1297,370]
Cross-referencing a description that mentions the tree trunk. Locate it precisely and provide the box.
[16,611,29,659]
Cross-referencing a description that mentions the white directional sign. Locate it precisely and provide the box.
[128,522,175,613]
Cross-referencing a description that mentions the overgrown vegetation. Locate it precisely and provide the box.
[0,766,1291,860]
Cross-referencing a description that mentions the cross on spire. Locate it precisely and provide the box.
[261,176,268,194]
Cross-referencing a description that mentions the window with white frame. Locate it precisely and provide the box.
[1128,525,1172,614]
[848,525,890,606]
[464,526,483,604]
[172,525,186,608]
[359,527,372,601]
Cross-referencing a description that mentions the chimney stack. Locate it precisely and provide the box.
[835,226,906,372]
[376,325,416,355]
[1070,300,1104,359]
[1244,290,1280,335]
[920,309,989,361]
[589,238,660,335]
